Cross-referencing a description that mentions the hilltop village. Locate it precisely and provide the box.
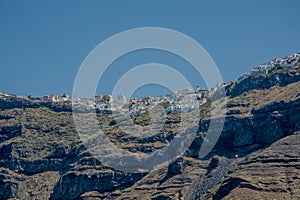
[210,52,300,92]
[1,53,299,116]
[0,88,209,116]
[237,52,300,83]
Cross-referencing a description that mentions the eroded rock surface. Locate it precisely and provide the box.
[0,62,300,199]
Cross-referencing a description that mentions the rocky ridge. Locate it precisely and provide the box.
[0,54,300,199]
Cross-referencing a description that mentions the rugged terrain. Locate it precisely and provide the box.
[0,60,300,199]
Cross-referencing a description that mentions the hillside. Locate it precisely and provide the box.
[0,55,300,199]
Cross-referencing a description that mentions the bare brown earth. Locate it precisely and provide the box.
[0,62,300,199]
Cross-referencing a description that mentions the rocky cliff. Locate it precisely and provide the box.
[0,59,300,199]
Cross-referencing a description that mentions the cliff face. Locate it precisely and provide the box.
[0,61,300,199]
[200,132,300,200]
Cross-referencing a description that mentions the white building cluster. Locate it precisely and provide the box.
[41,94,70,103]
[2,53,299,115]
[1,88,209,116]
[237,53,300,83]
[0,92,70,103]
[166,88,208,113]
[0,92,17,99]
[125,88,209,115]
[72,87,209,116]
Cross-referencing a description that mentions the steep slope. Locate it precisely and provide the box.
[0,57,299,199]
[201,132,300,200]
[112,67,300,200]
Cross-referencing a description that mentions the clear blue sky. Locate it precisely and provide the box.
[0,0,299,97]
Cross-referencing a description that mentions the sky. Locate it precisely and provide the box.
[0,0,299,98]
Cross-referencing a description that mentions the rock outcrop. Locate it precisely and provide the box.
[201,132,300,200]
[0,59,299,199]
